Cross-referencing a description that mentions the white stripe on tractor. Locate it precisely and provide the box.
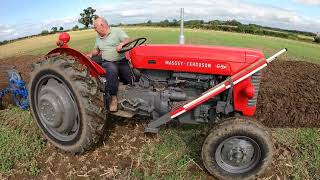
[233,63,267,85]
[183,84,226,109]
[171,109,186,119]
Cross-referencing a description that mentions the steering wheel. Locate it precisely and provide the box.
[118,37,147,53]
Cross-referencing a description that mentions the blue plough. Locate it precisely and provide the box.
[0,65,29,110]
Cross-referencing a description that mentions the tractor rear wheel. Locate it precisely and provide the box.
[29,55,106,153]
[202,117,273,180]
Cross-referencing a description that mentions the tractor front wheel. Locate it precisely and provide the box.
[29,55,106,153]
[202,117,273,180]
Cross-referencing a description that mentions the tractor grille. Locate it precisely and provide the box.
[247,71,262,106]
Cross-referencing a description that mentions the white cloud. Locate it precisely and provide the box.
[95,0,320,32]
[1,0,319,41]
[0,17,79,41]
[0,25,19,41]
[295,0,320,5]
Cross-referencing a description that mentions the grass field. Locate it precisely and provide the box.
[0,27,319,179]
[0,27,320,62]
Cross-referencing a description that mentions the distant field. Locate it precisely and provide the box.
[0,27,319,63]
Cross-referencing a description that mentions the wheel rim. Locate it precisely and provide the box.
[33,74,80,142]
[215,136,261,174]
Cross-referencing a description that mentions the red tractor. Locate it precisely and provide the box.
[29,32,286,179]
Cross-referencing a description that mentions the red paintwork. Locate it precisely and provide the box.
[231,59,266,116]
[47,47,106,77]
[129,44,264,76]
[48,32,266,117]
[233,78,256,116]
[244,84,255,99]
[56,32,71,48]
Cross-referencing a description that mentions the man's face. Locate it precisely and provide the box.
[94,23,109,37]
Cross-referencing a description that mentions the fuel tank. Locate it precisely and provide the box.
[128,44,265,75]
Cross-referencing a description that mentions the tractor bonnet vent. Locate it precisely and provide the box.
[247,71,261,106]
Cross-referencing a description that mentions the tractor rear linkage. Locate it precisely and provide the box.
[145,48,288,133]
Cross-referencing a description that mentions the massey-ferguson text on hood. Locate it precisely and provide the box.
[128,44,265,76]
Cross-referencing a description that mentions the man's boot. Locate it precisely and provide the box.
[109,96,118,112]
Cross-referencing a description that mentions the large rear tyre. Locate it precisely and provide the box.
[29,55,106,153]
[202,117,273,180]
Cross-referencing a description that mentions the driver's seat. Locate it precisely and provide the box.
[91,55,104,65]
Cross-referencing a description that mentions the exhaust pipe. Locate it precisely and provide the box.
[179,8,185,44]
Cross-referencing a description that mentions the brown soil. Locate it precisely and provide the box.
[0,55,42,108]
[0,55,42,84]
[256,60,320,128]
[0,55,319,179]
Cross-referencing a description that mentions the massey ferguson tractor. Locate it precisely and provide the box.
[29,32,287,179]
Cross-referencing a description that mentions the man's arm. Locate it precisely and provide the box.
[116,38,133,52]
[86,49,100,57]
[86,37,101,57]
[116,28,132,52]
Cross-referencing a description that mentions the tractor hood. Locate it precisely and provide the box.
[129,44,265,75]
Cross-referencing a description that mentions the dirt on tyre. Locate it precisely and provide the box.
[29,55,106,153]
[202,117,273,180]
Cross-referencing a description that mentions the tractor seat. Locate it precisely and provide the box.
[91,55,104,65]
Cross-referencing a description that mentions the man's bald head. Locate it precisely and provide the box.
[94,17,109,27]
[93,17,110,37]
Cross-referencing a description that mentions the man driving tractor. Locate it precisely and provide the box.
[87,17,132,112]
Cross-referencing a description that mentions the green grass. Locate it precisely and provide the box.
[133,125,208,179]
[0,27,319,63]
[133,126,320,180]
[273,128,320,179]
[0,107,45,175]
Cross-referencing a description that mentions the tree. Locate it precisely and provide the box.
[78,7,98,28]
[172,19,178,26]
[41,30,49,35]
[314,33,320,43]
[159,19,170,27]
[59,26,64,31]
[225,20,242,26]
[147,20,152,24]
[72,25,79,31]
[51,27,58,33]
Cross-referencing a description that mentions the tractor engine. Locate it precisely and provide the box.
[118,70,227,123]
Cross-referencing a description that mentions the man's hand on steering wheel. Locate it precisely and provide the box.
[117,38,147,53]
[116,42,125,52]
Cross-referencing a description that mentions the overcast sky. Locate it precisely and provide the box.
[0,0,320,41]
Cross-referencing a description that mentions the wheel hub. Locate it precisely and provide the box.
[39,93,62,129]
[215,136,261,173]
[37,78,79,141]
[222,139,255,166]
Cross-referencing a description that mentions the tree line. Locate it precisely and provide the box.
[130,19,319,43]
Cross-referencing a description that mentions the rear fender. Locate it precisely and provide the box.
[47,47,106,77]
